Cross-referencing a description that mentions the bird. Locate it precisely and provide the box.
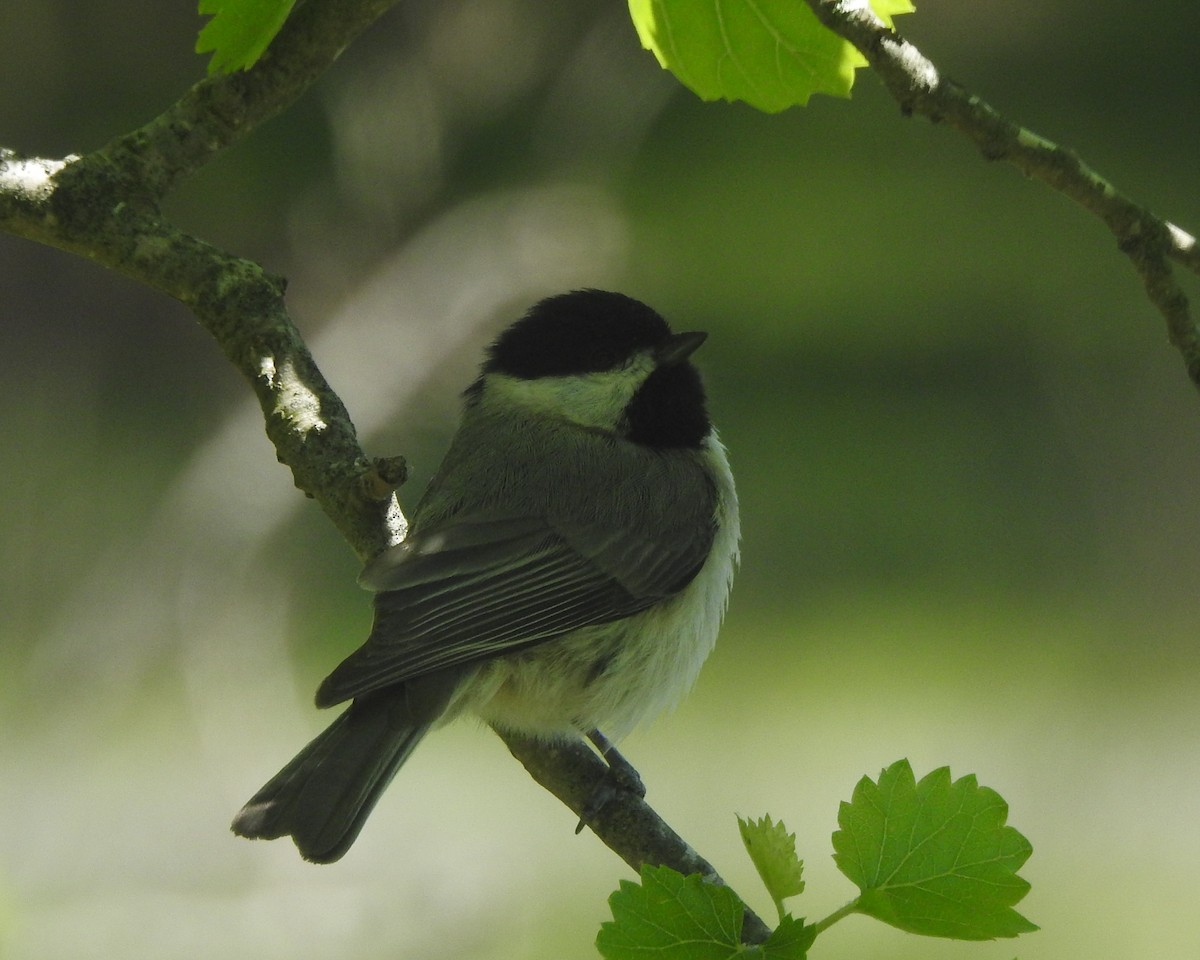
[231,289,740,862]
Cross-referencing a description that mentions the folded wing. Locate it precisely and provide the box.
[315,511,714,707]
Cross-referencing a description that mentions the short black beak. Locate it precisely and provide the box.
[656,330,707,366]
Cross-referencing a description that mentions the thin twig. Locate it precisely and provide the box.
[0,0,410,558]
[10,1,1192,944]
[0,0,766,940]
[498,730,772,944]
[802,0,1200,387]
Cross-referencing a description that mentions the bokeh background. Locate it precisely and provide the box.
[3,0,1200,957]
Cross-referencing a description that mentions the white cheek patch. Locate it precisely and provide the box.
[487,353,657,432]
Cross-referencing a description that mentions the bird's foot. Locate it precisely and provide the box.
[575,729,646,833]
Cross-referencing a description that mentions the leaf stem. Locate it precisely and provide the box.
[812,898,860,936]
[771,893,786,926]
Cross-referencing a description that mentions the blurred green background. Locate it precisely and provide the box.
[3,1,1200,957]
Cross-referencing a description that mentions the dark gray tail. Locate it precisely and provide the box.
[231,692,432,863]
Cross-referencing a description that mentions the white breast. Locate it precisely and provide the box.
[464,431,740,742]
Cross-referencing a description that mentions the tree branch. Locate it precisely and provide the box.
[0,0,411,558]
[21,0,1179,942]
[803,0,1200,387]
[80,0,404,204]
[498,730,772,944]
[1,143,406,557]
[0,0,764,941]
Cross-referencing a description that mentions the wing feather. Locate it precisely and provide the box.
[315,510,713,707]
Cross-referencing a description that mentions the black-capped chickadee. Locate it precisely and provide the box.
[232,289,740,862]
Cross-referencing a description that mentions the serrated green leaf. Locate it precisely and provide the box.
[738,814,805,921]
[832,759,1038,940]
[196,0,297,75]
[761,915,816,959]
[596,864,745,959]
[627,0,914,112]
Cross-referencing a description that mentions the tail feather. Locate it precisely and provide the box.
[232,691,432,863]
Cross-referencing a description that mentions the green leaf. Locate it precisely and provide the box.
[598,864,817,959]
[596,865,744,959]
[832,759,1038,940]
[738,814,805,921]
[628,0,914,111]
[761,915,816,959]
[196,0,297,75]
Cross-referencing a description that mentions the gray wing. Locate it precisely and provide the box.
[314,512,714,707]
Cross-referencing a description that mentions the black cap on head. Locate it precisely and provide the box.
[484,290,677,378]
[475,289,712,449]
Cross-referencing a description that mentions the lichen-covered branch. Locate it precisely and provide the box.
[11,0,1193,941]
[1,145,404,557]
[80,0,405,203]
[803,0,1200,387]
[0,0,411,557]
[498,730,772,944]
[0,0,754,930]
